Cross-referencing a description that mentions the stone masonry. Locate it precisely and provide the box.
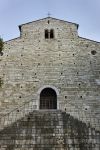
[0,110,100,150]
[0,17,100,149]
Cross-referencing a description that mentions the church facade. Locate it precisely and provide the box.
[0,17,100,149]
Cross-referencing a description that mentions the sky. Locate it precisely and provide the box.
[0,0,100,42]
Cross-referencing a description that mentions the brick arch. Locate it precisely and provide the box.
[40,88,57,109]
[38,85,59,96]
[37,85,59,109]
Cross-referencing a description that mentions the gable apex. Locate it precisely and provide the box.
[18,17,79,31]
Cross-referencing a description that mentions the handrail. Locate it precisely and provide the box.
[0,96,36,118]
[0,94,37,130]
[0,95,99,131]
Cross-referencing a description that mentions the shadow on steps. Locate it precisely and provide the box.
[0,110,100,150]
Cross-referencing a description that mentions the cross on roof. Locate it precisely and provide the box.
[47,12,51,17]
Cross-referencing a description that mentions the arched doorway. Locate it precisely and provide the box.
[40,88,57,109]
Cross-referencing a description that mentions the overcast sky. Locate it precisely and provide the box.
[0,0,100,42]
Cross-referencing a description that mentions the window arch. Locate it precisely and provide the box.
[40,88,57,109]
[45,29,49,39]
[44,29,54,39]
[50,29,54,39]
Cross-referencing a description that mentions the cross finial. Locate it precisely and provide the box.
[47,12,51,17]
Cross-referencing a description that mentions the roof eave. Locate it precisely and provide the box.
[18,17,79,28]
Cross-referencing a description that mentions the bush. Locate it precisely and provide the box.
[0,38,4,52]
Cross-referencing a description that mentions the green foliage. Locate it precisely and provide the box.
[0,38,4,52]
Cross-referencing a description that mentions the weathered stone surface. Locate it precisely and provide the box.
[0,17,100,149]
[0,110,100,150]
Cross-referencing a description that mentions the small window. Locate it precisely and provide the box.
[50,29,54,39]
[48,20,50,24]
[44,29,54,39]
[45,29,49,39]
[91,50,96,55]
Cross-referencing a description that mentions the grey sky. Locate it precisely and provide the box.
[0,0,100,42]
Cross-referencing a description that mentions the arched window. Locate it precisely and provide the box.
[50,29,54,39]
[44,29,54,39]
[45,29,49,39]
[40,88,57,109]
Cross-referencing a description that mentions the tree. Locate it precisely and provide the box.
[0,37,4,56]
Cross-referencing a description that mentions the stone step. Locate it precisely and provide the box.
[0,110,100,150]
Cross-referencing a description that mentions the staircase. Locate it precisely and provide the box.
[0,110,100,150]
[0,97,99,131]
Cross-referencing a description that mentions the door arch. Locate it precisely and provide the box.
[40,88,57,109]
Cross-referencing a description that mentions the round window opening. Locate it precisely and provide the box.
[91,50,97,55]
[40,88,57,109]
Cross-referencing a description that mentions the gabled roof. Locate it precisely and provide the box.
[19,17,79,31]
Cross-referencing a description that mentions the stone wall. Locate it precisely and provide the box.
[0,17,100,130]
[0,110,100,150]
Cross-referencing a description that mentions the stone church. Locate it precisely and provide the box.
[0,17,100,149]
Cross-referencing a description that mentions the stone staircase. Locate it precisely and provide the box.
[0,97,100,131]
[0,110,100,150]
[0,98,37,130]
[0,97,100,150]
